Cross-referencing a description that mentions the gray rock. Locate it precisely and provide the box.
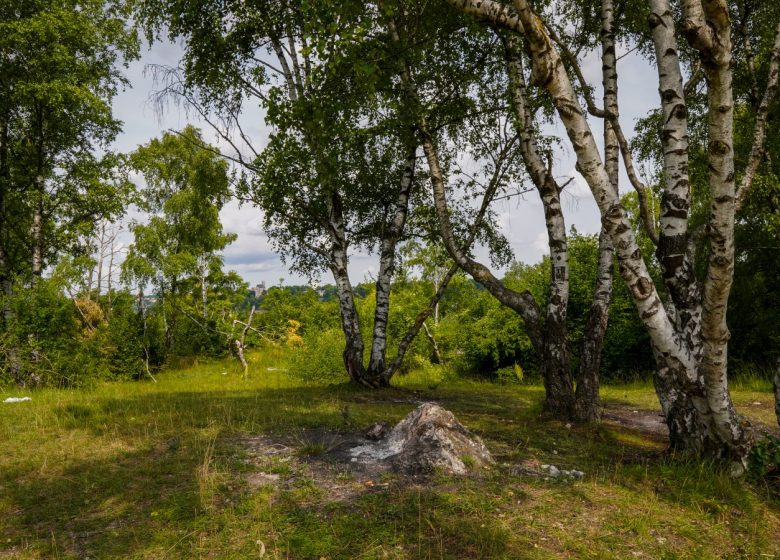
[364,421,391,441]
[350,403,493,475]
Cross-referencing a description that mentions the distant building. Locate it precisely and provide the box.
[251,281,267,298]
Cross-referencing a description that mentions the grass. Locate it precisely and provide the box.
[0,349,778,559]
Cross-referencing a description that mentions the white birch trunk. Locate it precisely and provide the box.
[31,176,44,280]
[367,147,416,379]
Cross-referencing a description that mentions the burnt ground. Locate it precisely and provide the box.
[236,398,780,502]
[238,428,409,504]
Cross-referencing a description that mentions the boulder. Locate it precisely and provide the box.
[350,402,493,474]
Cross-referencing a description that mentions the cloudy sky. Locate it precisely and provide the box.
[110,37,660,288]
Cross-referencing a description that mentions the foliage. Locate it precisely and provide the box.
[0,279,150,386]
[122,126,243,359]
[749,436,780,488]
[287,327,347,383]
[0,0,138,281]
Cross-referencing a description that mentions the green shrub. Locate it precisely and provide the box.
[495,363,524,385]
[287,327,347,383]
[749,436,780,488]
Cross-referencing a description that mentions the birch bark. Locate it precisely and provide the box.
[367,148,417,379]
[572,0,617,423]
[681,0,751,459]
[445,0,754,461]
[326,192,371,386]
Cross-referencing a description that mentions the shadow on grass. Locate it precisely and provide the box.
[1,444,201,558]
[2,380,778,558]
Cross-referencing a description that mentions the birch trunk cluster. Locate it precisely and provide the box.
[383,8,616,421]
[446,0,780,465]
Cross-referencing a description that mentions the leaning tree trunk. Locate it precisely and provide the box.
[381,262,459,380]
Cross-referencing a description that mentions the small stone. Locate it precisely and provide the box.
[565,423,572,429]
[570,470,585,479]
[364,421,391,441]
[728,461,746,478]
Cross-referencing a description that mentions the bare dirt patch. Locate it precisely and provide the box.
[601,406,668,441]
[237,429,403,503]
[602,400,780,443]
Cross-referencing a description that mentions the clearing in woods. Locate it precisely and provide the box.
[1,350,778,559]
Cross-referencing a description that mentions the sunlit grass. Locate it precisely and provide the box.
[0,351,778,559]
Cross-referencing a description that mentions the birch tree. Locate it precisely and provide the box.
[122,126,236,352]
[136,0,496,386]
[374,0,619,420]
[446,0,780,466]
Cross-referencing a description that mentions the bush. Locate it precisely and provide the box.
[287,327,348,383]
[749,436,780,492]
[0,281,152,387]
[495,363,524,385]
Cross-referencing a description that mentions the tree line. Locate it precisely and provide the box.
[2,0,780,470]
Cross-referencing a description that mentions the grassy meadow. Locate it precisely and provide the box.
[1,350,778,559]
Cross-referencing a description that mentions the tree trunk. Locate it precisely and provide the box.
[95,221,106,299]
[367,146,416,379]
[31,176,44,280]
[31,105,45,282]
[447,0,762,463]
[0,114,10,324]
[680,0,752,464]
[774,357,780,428]
[331,253,370,386]
[422,321,442,364]
[1,275,11,326]
[380,261,459,381]
[235,305,255,379]
[574,230,613,423]
[573,0,617,423]
[326,192,375,387]
[200,256,209,318]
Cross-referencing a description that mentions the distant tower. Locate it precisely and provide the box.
[251,281,267,298]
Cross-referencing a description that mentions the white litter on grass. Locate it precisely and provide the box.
[3,397,31,403]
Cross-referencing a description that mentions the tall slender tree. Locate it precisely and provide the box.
[0,0,137,291]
